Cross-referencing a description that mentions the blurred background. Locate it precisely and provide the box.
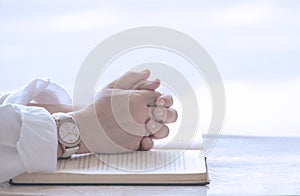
[0,0,299,137]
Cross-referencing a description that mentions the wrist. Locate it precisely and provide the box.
[69,111,91,154]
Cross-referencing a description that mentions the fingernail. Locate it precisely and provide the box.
[157,108,164,116]
[142,69,149,73]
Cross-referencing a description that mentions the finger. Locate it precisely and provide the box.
[150,107,178,123]
[140,136,154,151]
[150,125,170,139]
[145,119,164,134]
[135,79,160,91]
[156,94,173,108]
[109,70,150,90]
[139,90,161,106]
[145,120,170,139]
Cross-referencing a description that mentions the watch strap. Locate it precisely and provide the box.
[53,112,81,159]
[61,146,80,158]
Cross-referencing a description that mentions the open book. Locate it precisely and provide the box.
[10,148,208,185]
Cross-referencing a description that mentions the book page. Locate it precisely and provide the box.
[56,150,205,174]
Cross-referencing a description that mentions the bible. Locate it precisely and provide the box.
[10,148,208,185]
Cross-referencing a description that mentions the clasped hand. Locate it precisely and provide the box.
[74,70,178,154]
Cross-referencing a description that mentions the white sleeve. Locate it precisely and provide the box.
[0,79,71,183]
[0,104,57,183]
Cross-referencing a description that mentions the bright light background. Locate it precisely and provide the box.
[0,0,299,137]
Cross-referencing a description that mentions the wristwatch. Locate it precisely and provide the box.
[53,112,82,158]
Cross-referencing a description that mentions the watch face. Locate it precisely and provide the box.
[59,122,80,146]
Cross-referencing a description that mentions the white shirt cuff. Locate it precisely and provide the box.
[15,104,57,173]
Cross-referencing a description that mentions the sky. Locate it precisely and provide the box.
[0,0,299,137]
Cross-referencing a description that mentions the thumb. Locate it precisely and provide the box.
[109,69,150,90]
